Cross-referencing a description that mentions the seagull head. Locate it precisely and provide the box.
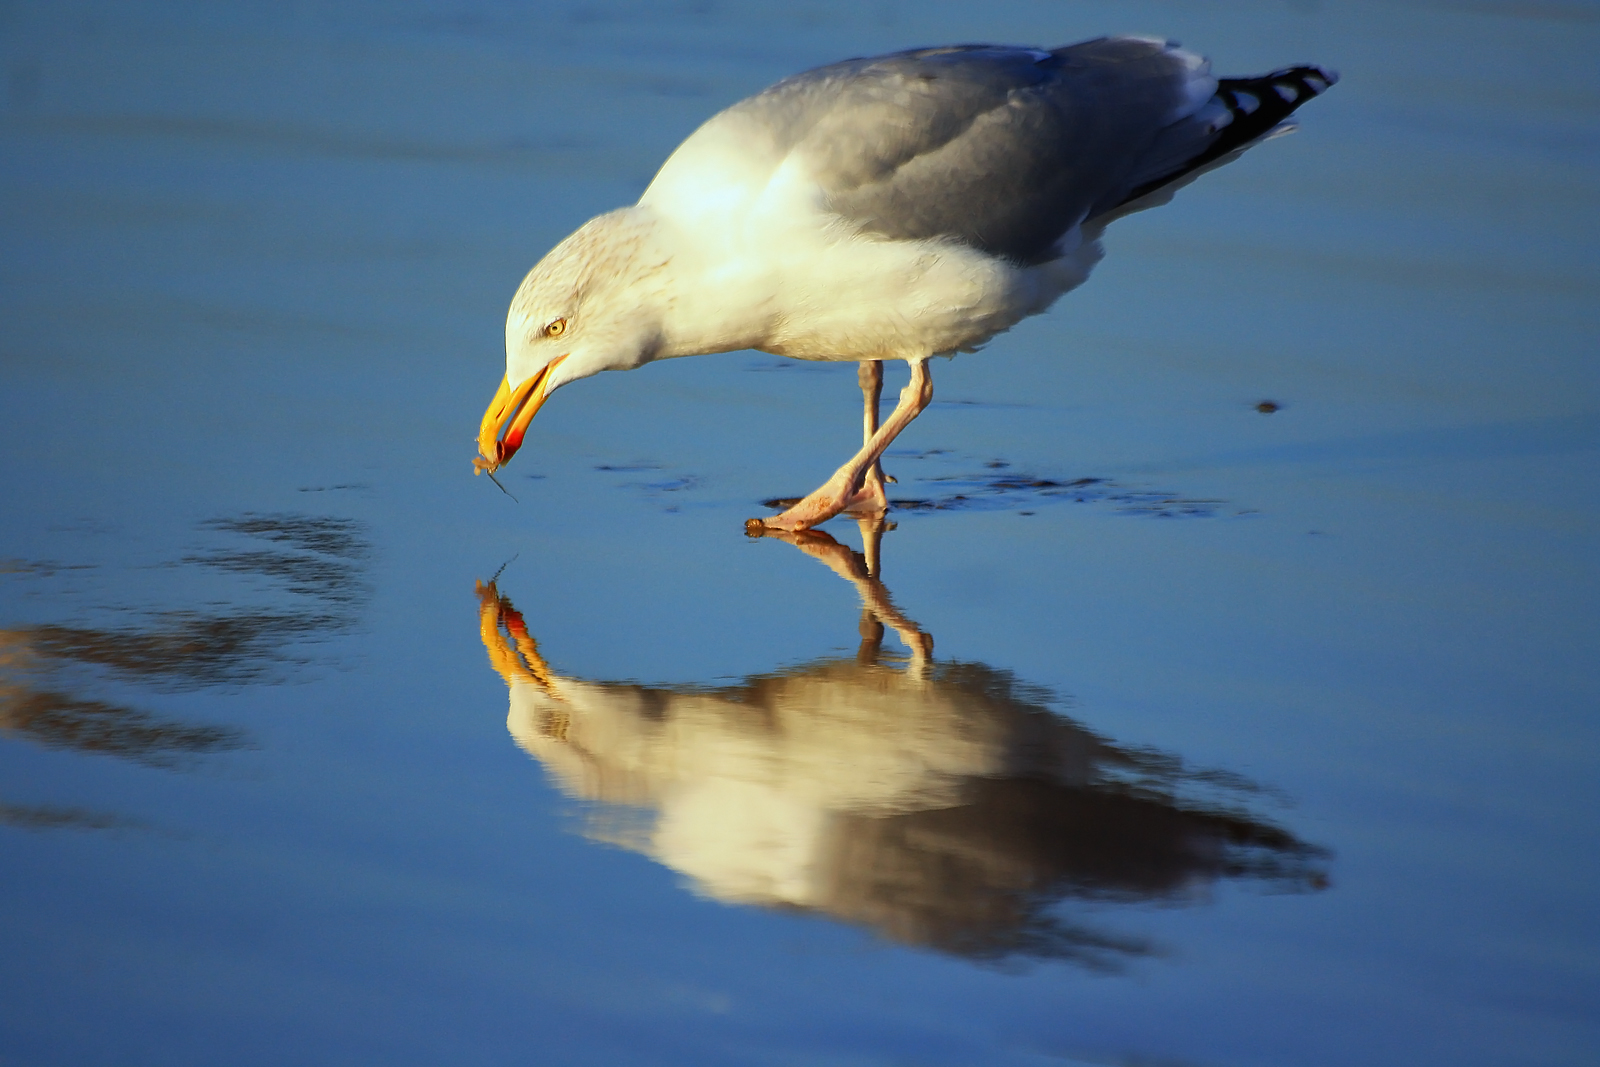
[475,208,671,474]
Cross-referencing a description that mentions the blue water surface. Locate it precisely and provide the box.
[2,2,1597,1065]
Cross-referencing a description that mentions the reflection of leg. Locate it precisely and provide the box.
[748,522,932,664]
[857,608,885,664]
[854,514,889,579]
[746,526,869,583]
[857,361,889,513]
[753,359,932,531]
[860,580,933,667]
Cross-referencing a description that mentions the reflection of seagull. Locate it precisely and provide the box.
[475,38,1335,529]
[476,522,1327,968]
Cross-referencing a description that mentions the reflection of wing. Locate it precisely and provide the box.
[818,774,1319,965]
[477,580,1327,967]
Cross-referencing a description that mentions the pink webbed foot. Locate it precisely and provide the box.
[748,473,863,532]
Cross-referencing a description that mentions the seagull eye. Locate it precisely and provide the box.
[543,318,567,339]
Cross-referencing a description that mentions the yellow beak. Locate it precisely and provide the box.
[474,355,566,474]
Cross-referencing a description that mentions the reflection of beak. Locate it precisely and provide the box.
[475,580,556,690]
[474,355,567,474]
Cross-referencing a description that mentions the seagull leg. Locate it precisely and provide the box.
[751,358,932,531]
[850,360,890,514]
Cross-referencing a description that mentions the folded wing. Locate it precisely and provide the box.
[727,37,1332,263]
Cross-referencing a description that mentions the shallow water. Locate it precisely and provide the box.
[2,2,1597,1065]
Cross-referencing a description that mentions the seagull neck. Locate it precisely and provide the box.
[638,209,777,360]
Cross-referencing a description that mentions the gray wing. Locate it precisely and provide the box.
[731,38,1329,264]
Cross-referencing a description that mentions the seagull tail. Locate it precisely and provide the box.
[1108,64,1339,214]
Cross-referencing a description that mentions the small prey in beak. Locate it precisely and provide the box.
[485,469,518,502]
[475,355,567,477]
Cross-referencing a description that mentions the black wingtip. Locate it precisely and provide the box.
[1218,65,1338,122]
[1110,63,1336,212]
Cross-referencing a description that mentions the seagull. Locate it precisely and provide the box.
[474,36,1336,530]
